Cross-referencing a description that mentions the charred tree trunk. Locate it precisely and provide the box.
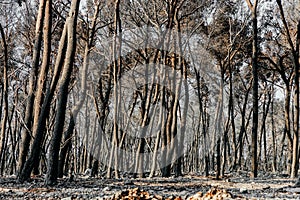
[0,23,9,175]
[245,0,259,178]
[284,86,293,173]
[276,0,300,178]
[291,21,300,178]
[17,0,46,175]
[107,0,122,179]
[31,0,52,175]
[57,1,101,178]
[18,3,69,182]
[237,74,251,168]
[46,0,80,185]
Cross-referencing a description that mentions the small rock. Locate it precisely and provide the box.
[15,191,25,196]
[61,197,72,200]
[240,188,248,193]
[103,186,110,191]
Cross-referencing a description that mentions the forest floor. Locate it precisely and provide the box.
[0,171,300,199]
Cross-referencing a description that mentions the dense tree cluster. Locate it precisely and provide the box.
[0,0,300,185]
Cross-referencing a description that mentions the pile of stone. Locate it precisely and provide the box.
[187,188,234,200]
[107,187,237,200]
[110,187,182,200]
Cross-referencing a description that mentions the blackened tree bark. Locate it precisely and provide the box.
[46,0,80,185]
[161,0,177,178]
[149,83,165,178]
[237,77,252,168]
[216,139,221,180]
[107,0,122,179]
[194,68,210,176]
[174,2,189,177]
[31,0,52,175]
[291,21,300,179]
[258,84,272,170]
[214,71,224,180]
[134,82,152,178]
[262,50,293,173]
[17,0,46,175]
[245,0,259,178]
[57,1,101,178]
[0,23,9,175]
[270,81,276,172]
[18,1,69,182]
[276,0,300,178]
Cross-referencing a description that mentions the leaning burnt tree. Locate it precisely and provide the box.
[18,0,54,182]
[57,0,103,179]
[18,0,81,183]
[46,0,80,185]
[17,0,46,175]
